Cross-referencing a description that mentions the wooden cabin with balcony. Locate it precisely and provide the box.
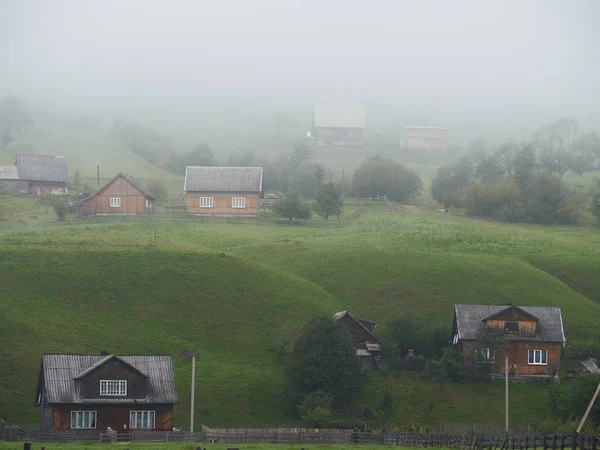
[452,304,566,380]
[333,310,384,371]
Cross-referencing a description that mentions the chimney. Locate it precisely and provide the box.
[100,350,109,356]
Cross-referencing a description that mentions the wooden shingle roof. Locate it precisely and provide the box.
[35,354,178,405]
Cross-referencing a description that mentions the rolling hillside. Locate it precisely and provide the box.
[1,211,600,427]
[1,128,183,190]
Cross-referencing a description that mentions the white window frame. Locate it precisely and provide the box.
[145,198,150,208]
[100,380,127,396]
[129,410,155,429]
[70,410,97,429]
[528,349,547,365]
[199,197,213,208]
[232,197,246,209]
[475,348,495,363]
[109,197,121,208]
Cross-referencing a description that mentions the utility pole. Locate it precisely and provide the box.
[181,350,198,433]
[505,354,509,433]
[577,381,600,434]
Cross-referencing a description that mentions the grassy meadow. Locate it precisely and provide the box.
[1,208,600,428]
[0,445,430,450]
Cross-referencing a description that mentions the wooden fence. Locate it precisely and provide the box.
[3,426,600,449]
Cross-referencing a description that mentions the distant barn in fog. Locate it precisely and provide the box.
[399,126,448,151]
[312,104,366,148]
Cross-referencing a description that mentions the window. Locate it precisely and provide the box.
[232,197,246,209]
[70,411,97,429]
[129,410,155,429]
[528,349,547,365]
[109,197,121,208]
[504,322,519,335]
[199,197,213,208]
[100,380,127,396]
[475,348,495,362]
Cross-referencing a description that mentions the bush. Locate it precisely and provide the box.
[436,347,471,382]
[352,156,422,202]
[462,179,523,222]
[145,179,168,201]
[273,194,312,222]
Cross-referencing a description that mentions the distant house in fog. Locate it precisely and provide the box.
[83,173,156,216]
[312,104,366,147]
[399,126,448,151]
[15,153,68,195]
[0,165,21,194]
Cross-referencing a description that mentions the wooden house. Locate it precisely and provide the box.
[399,126,448,151]
[452,304,566,379]
[34,353,178,432]
[15,153,68,195]
[184,166,263,216]
[312,104,366,147]
[333,310,384,370]
[83,173,156,216]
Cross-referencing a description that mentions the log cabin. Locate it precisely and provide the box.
[184,166,263,216]
[312,104,366,147]
[34,353,178,432]
[15,153,68,195]
[333,310,384,370]
[83,173,156,216]
[452,304,566,380]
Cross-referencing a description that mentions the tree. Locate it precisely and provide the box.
[474,326,505,388]
[475,155,503,183]
[466,139,486,161]
[512,143,537,189]
[523,171,584,225]
[297,391,333,427]
[462,179,523,222]
[291,141,312,168]
[273,194,312,222]
[67,169,85,193]
[377,390,398,425]
[286,317,361,410]
[494,141,517,176]
[315,164,326,190]
[145,179,168,201]
[227,152,255,167]
[592,180,600,225]
[351,156,422,202]
[430,158,473,208]
[315,182,342,221]
[190,143,216,166]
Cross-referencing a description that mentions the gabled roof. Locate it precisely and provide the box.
[0,166,19,180]
[15,154,68,183]
[35,354,178,405]
[74,355,149,380]
[184,166,263,193]
[313,104,366,129]
[333,310,379,343]
[482,305,539,323]
[453,305,566,344]
[84,172,157,201]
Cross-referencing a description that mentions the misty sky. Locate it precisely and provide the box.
[1,0,599,136]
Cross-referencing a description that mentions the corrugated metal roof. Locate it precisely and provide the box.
[37,354,178,405]
[313,104,366,128]
[0,166,19,180]
[184,166,263,192]
[454,305,566,343]
[15,154,68,182]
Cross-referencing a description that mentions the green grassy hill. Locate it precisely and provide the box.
[1,212,600,428]
[1,128,183,191]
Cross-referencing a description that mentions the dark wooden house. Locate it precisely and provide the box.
[184,166,263,216]
[15,153,68,195]
[333,310,384,370]
[34,353,178,432]
[312,104,366,147]
[83,173,156,216]
[452,304,566,379]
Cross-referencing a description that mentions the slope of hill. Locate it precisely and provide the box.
[1,212,600,427]
[1,128,182,190]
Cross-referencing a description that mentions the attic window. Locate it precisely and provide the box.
[504,322,519,335]
[109,198,121,208]
[100,380,127,396]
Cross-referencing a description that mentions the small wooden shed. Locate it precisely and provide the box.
[83,173,156,216]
